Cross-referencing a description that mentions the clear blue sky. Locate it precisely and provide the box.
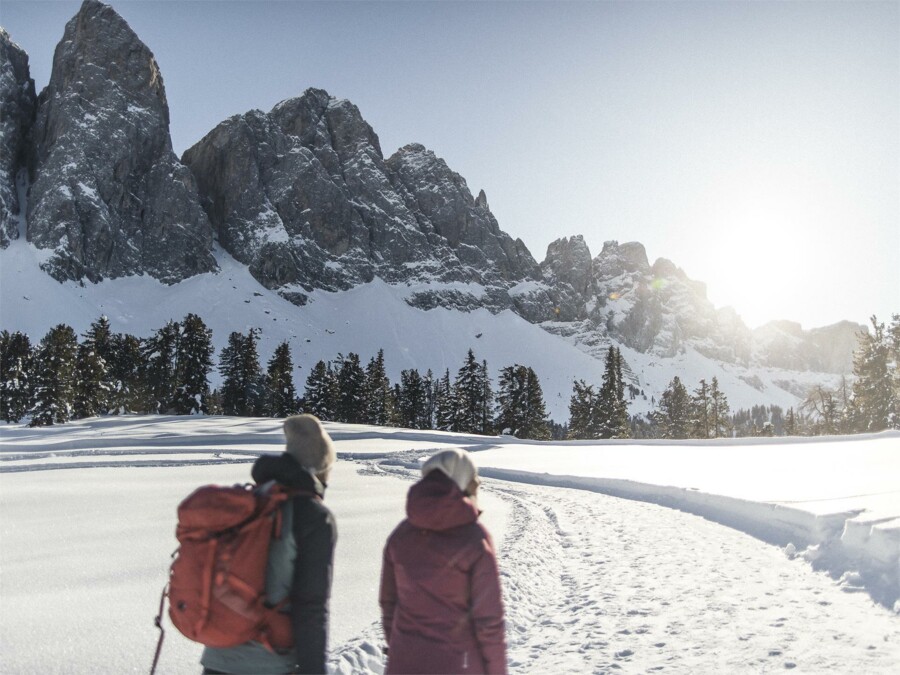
[3,0,897,330]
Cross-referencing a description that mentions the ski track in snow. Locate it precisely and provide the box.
[330,460,900,674]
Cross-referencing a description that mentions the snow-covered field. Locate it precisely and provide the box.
[1,416,898,673]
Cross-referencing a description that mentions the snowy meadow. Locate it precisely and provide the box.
[1,416,898,674]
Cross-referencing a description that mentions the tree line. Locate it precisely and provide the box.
[2,313,896,439]
[0,316,553,439]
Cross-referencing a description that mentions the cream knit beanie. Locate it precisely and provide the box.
[421,448,478,494]
[283,414,336,475]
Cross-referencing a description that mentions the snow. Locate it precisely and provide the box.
[0,240,868,421]
[1,416,898,673]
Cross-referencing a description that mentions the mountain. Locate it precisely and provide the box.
[0,28,35,248]
[0,0,866,416]
[24,0,216,283]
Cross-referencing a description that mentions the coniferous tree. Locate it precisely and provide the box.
[0,331,32,423]
[365,349,393,426]
[266,341,297,418]
[107,333,145,414]
[73,342,107,419]
[567,379,598,439]
[709,376,731,438]
[653,376,691,439]
[398,368,429,429]
[611,347,631,438]
[452,350,491,434]
[143,320,180,414]
[302,360,339,420]
[434,369,455,431]
[336,353,366,424]
[850,316,895,432]
[478,359,494,435]
[496,365,550,439]
[219,329,265,416]
[29,324,78,426]
[422,369,436,430]
[595,347,630,438]
[691,379,711,439]
[174,314,214,415]
[784,407,799,436]
[82,316,115,414]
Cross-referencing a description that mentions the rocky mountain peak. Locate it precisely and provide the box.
[25,0,216,284]
[476,189,489,209]
[0,28,36,248]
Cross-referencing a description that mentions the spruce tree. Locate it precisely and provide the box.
[451,349,490,433]
[266,342,297,418]
[219,329,265,416]
[567,379,598,439]
[303,360,339,421]
[336,353,366,424]
[478,359,494,435]
[850,316,894,432]
[784,407,799,436]
[497,365,550,439]
[653,376,691,439]
[709,377,731,438]
[82,316,115,414]
[174,314,214,415]
[107,333,145,414]
[398,368,429,429]
[29,324,78,426]
[434,369,455,431]
[691,379,711,439]
[422,369,436,430]
[142,320,180,414]
[73,342,107,419]
[611,348,631,438]
[365,349,394,426]
[0,331,32,423]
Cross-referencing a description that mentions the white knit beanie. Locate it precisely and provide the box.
[284,414,336,475]
[421,448,478,493]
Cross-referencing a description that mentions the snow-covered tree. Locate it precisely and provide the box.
[174,314,214,415]
[596,347,630,439]
[81,316,114,414]
[73,342,107,419]
[29,324,78,427]
[107,333,145,414]
[302,360,338,421]
[142,320,180,414]
[336,353,366,424]
[0,331,32,423]
[709,377,731,438]
[850,316,896,432]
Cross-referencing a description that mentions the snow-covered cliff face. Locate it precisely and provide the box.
[0,0,864,382]
[25,0,216,283]
[181,90,542,309]
[0,29,35,248]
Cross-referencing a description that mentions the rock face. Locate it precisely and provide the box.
[0,29,36,248]
[26,0,216,283]
[753,320,864,374]
[182,90,539,306]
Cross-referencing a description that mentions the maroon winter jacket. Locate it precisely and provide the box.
[379,471,507,675]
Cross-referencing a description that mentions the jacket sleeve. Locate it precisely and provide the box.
[290,499,337,674]
[470,533,507,675]
[378,539,397,644]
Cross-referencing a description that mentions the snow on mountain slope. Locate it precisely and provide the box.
[0,237,843,421]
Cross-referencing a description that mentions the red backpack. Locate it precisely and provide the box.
[151,482,308,673]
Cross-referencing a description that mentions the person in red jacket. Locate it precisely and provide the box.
[379,448,507,675]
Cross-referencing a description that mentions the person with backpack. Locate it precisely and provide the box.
[379,448,507,674]
[199,414,338,675]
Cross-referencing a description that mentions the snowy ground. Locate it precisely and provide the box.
[1,416,898,673]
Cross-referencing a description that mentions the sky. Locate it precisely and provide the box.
[1,0,897,330]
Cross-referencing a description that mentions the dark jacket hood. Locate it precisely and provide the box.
[406,470,479,532]
[252,452,325,497]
